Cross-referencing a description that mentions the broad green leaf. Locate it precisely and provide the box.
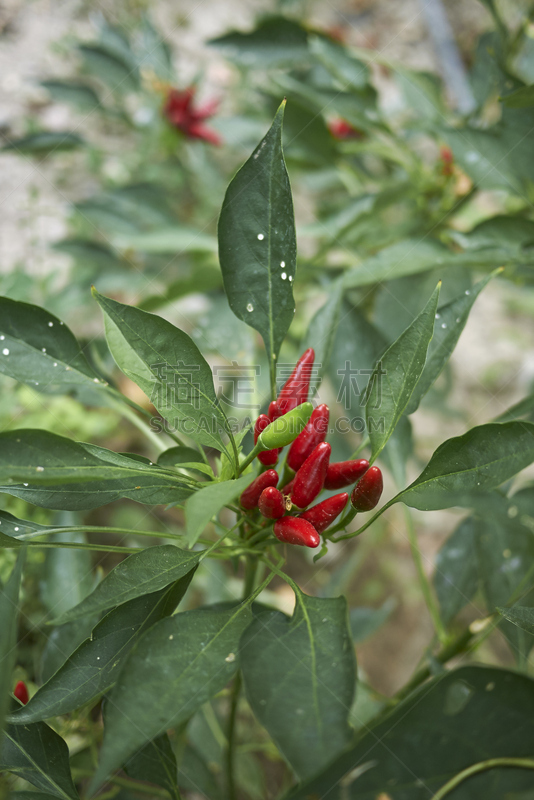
[398,422,534,511]
[10,573,194,723]
[303,279,343,391]
[124,733,179,799]
[495,392,534,422]
[218,102,296,370]
[41,532,93,618]
[158,445,212,480]
[78,44,138,92]
[89,603,253,793]
[381,415,413,487]
[41,81,101,110]
[0,296,106,395]
[240,594,355,780]
[0,430,193,510]
[138,16,173,79]
[51,544,201,624]
[185,475,252,547]
[2,132,84,153]
[349,598,396,643]
[53,239,124,272]
[93,289,231,455]
[309,35,369,89]
[286,666,534,799]
[406,273,493,414]
[498,606,534,635]
[177,743,221,799]
[209,16,309,67]
[0,720,79,799]
[501,84,534,108]
[365,284,440,459]
[75,185,174,235]
[114,227,217,254]
[434,517,479,625]
[0,552,24,737]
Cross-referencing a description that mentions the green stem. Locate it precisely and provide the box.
[403,506,447,645]
[13,541,141,554]
[226,556,260,800]
[331,499,395,540]
[238,444,262,475]
[350,436,370,459]
[431,758,534,800]
[17,525,184,542]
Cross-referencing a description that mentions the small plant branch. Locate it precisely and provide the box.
[430,758,534,800]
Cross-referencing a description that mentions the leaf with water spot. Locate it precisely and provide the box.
[0,551,24,738]
[240,594,355,780]
[218,102,296,371]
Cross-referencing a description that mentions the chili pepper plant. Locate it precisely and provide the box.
[2,95,534,800]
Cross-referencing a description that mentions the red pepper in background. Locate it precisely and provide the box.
[254,414,280,466]
[440,145,454,176]
[272,348,315,418]
[163,86,222,145]
[287,404,329,472]
[328,119,364,140]
[240,469,279,510]
[291,442,331,509]
[325,459,369,490]
[274,517,320,548]
[268,400,282,421]
[280,476,295,495]
[351,466,383,512]
[300,493,349,533]
[14,681,29,705]
[258,487,286,519]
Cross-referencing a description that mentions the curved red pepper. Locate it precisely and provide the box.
[291,442,331,509]
[273,517,320,548]
[254,414,280,466]
[299,492,349,534]
[287,404,329,472]
[268,400,282,421]
[240,469,279,510]
[271,348,315,418]
[324,459,369,490]
[351,466,383,511]
[258,487,286,519]
[14,680,29,705]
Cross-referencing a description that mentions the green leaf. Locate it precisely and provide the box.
[177,743,221,799]
[349,598,396,643]
[75,184,174,235]
[434,517,478,625]
[398,422,534,511]
[185,475,252,546]
[0,296,106,395]
[51,544,201,624]
[0,719,79,799]
[495,391,534,423]
[498,606,534,635]
[365,283,440,459]
[2,132,84,153]
[10,573,194,723]
[303,279,343,391]
[309,35,369,89]
[92,289,231,455]
[0,552,24,737]
[41,81,101,111]
[0,430,193,510]
[53,239,124,272]
[138,16,173,80]
[240,594,355,780]
[114,227,217,254]
[286,666,534,799]
[124,733,179,799]
[501,84,534,108]
[89,603,253,793]
[41,531,93,618]
[78,44,138,92]
[218,102,296,371]
[209,16,309,67]
[406,273,493,414]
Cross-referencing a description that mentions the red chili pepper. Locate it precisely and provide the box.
[272,348,315,418]
[324,459,369,490]
[14,680,29,705]
[281,476,295,494]
[258,487,286,519]
[291,442,331,509]
[163,86,222,145]
[287,404,329,472]
[274,517,320,548]
[351,466,383,511]
[268,400,282,421]
[240,469,279,510]
[299,492,349,533]
[254,414,280,466]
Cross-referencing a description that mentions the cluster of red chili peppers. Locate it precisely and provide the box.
[240,349,383,549]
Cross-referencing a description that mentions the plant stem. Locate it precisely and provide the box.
[430,758,534,800]
[350,435,370,459]
[225,556,258,800]
[403,506,448,644]
[17,525,184,542]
